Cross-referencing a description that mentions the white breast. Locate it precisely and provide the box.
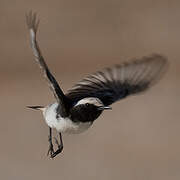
[43,103,92,134]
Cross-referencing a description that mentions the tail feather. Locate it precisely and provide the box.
[27,106,44,110]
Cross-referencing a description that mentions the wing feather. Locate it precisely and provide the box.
[26,11,68,117]
[66,54,168,106]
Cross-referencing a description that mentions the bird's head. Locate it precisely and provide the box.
[70,97,112,122]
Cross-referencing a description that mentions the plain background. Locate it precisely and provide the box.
[0,0,179,179]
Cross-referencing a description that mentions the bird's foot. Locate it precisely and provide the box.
[50,137,63,159]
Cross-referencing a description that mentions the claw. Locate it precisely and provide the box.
[47,143,54,156]
[50,145,63,158]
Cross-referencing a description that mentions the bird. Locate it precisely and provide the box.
[26,11,168,158]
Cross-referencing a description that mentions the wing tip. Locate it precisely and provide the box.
[26,10,40,33]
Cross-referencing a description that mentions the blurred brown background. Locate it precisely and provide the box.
[0,0,179,179]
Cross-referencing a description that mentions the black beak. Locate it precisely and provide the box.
[98,106,112,110]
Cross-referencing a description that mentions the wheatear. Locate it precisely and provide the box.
[26,12,168,158]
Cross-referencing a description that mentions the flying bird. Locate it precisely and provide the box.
[26,12,168,158]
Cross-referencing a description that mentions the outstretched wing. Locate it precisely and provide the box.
[26,11,68,117]
[66,54,168,106]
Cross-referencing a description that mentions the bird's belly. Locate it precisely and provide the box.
[45,115,92,134]
[56,118,93,134]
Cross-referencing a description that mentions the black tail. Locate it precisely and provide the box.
[27,106,44,110]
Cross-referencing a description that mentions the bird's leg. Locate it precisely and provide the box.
[47,127,54,156]
[51,133,63,158]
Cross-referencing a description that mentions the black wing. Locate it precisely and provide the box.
[66,54,168,106]
[26,11,68,117]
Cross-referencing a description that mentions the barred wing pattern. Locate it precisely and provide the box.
[66,54,168,106]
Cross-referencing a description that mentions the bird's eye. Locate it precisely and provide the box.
[86,103,90,107]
